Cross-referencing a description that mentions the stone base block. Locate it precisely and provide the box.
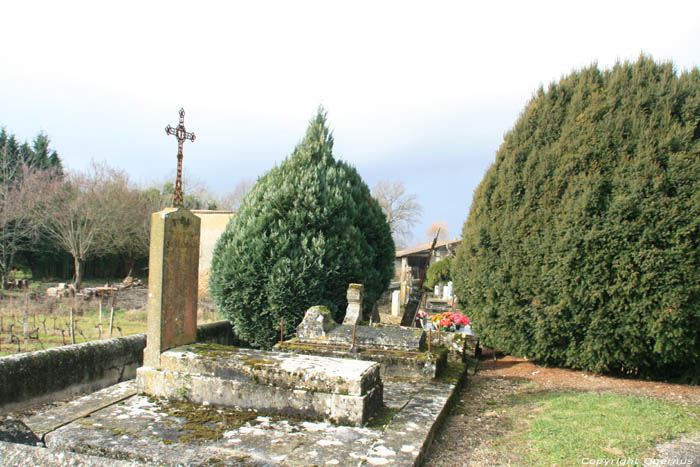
[274,341,448,380]
[430,331,480,362]
[136,344,383,426]
[300,324,425,351]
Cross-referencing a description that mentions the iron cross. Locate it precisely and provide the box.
[165,108,196,207]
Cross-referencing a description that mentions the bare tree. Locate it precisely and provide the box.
[42,162,149,289]
[426,221,450,242]
[147,169,221,210]
[0,160,58,287]
[217,178,253,210]
[371,179,422,248]
[96,165,155,275]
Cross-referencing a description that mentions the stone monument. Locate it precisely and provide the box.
[138,110,383,426]
[391,290,401,316]
[278,301,446,379]
[143,207,200,368]
[342,283,363,325]
[143,108,201,368]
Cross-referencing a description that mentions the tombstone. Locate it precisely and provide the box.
[391,290,401,316]
[434,285,441,297]
[297,305,337,340]
[143,207,201,368]
[370,300,381,323]
[342,283,363,325]
[442,281,453,300]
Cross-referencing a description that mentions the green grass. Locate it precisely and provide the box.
[500,391,700,464]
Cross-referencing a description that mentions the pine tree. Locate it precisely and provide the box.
[210,108,395,349]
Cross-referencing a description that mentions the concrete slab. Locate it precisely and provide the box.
[35,362,466,466]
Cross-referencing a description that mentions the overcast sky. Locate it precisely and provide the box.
[2,1,699,246]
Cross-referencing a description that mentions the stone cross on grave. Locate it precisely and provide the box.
[165,108,196,207]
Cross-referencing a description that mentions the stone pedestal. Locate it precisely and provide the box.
[343,283,363,325]
[143,208,201,368]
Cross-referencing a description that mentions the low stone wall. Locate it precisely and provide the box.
[0,320,235,414]
[195,320,238,346]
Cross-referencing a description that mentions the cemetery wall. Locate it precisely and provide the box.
[192,210,235,294]
[0,320,236,414]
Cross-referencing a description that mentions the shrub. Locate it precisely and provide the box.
[452,56,700,378]
[425,257,452,290]
[209,108,395,349]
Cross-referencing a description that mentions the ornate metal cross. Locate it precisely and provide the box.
[165,108,196,207]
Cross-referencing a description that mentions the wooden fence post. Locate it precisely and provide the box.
[70,308,76,345]
[23,294,29,351]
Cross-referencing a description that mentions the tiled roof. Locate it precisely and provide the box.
[395,239,461,258]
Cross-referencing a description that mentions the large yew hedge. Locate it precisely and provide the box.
[209,109,394,349]
[453,57,700,378]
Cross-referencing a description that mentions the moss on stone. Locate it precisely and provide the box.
[436,361,466,384]
[190,343,239,358]
[276,342,329,352]
[308,305,331,316]
[367,405,399,428]
[242,358,275,369]
[152,398,258,444]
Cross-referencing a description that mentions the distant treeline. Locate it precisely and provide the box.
[0,128,244,288]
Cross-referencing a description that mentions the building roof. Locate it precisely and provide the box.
[395,239,461,258]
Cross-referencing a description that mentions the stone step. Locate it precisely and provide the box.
[136,344,383,426]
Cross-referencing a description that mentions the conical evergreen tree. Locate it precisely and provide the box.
[210,108,394,349]
[453,56,700,378]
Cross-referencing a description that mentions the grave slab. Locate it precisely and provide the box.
[0,441,142,467]
[319,324,425,351]
[297,305,426,351]
[25,381,137,437]
[38,362,466,466]
[136,344,383,426]
[290,306,442,379]
[275,340,448,380]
